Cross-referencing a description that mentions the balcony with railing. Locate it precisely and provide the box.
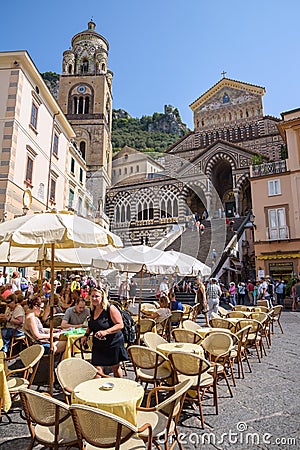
[266,226,289,240]
[251,160,287,178]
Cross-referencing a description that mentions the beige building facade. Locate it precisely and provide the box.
[0,51,93,220]
[250,108,300,280]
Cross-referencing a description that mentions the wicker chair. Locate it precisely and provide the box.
[127,345,172,393]
[136,378,193,450]
[169,310,184,330]
[139,318,156,344]
[201,332,235,397]
[235,319,266,362]
[143,332,167,350]
[70,403,152,449]
[210,317,232,330]
[168,352,215,429]
[56,358,98,404]
[269,305,284,334]
[171,328,202,344]
[20,387,79,449]
[181,304,193,321]
[182,319,202,332]
[226,311,247,319]
[5,344,44,394]
[9,327,28,357]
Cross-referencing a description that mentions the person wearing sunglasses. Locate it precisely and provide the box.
[81,288,127,378]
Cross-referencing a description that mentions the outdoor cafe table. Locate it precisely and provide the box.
[72,377,144,425]
[0,349,11,415]
[59,328,86,360]
[157,342,204,358]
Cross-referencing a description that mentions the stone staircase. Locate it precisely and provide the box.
[165,216,247,268]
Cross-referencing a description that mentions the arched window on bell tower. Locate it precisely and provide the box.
[79,141,86,160]
[68,64,73,74]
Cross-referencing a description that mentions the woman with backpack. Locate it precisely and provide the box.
[81,288,128,378]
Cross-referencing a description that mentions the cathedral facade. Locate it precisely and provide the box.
[106,78,284,248]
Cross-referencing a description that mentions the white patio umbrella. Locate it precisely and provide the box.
[0,242,114,269]
[92,245,192,339]
[165,250,211,278]
[0,210,122,394]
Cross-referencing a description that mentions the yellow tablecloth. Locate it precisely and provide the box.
[72,377,144,425]
[0,350,11,413]
[157,342,204,358]
[60,330,85,360]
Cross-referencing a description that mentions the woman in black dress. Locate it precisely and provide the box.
[81,288,127,377]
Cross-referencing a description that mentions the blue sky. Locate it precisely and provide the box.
[1,0,299,128]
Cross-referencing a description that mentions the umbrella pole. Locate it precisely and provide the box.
[38,261,43,296]
[137,269,143,344]
[49,243,55,395]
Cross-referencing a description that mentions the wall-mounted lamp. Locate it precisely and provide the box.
[13,61,19,66]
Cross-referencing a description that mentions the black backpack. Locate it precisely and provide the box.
[120,309,136,344]
[111,304,136,344]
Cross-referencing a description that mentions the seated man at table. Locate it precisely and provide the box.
[61,298,90,329]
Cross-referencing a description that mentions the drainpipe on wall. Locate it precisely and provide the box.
[46,112,60,210]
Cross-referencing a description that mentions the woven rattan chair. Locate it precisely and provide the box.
[140,319,156,344]
[20,387,79,450]
[201,332,235,395]
[171,328,202,344]
[56,358,98,404]
[169,310,184,330]
[44,313,65,328]
[9,327,28,357]
[5,344,44,395]
[217,306,229,317]
[235,325,252,377]
[233,305,249,312]
[235,319,266,362]
[210,317,232,330]
[257,299,270,308]
[70,403,152,450]
[182,319,201,332]
[136,378,193,450]
[181,304,193,321]
[269,305,284,334]
[168,352,215,429]
[143,332,168,350]
[127,345,172,392]
[226,311,247,319]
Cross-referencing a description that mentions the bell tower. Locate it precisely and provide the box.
[58,20,113,223]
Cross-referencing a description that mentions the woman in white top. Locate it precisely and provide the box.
[24,295,66,355]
